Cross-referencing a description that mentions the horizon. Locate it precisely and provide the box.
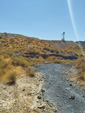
[0,0,85,41]
[0,32,85,42]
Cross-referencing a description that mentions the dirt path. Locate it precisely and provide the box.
[36,63,85,113]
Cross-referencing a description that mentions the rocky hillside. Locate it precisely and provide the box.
[0,33,85,113]
[76,41,85,46]
[48,40,77,49]
[0,33,80,64]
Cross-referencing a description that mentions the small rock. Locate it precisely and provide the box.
[27,92,33,96]
[22,89,25,91]
[70,84,72,86]
[3,87,6,89]
[37,95,42,99]
[69,95,75,100]
[38,105,45,109]
[53,107,58,112]
[36,83,39,86]
[65,88,71,90]
[41,88,45,93]
[48,102,53,107]
[70,79,74,82]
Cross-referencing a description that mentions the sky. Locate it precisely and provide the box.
[0,0,85,41]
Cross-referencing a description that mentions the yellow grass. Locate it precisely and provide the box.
[75,57,85,81]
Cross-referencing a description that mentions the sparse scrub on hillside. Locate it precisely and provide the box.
[11,56,29,67]
[75,57,85,80]
[0,69,4,78]
[0,49,14,58]
[0,33,84,83]
[0,60,8,68]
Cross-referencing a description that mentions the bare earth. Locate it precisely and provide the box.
[0,69,57,113]
[36,63,85,113]
[0,63,85,113]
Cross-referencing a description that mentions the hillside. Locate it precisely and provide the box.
[0,33,80,64]
[48,40,77,49]
[0,33,85,113]
[76,41,85,46]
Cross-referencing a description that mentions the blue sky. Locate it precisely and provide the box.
[0,0,85,41]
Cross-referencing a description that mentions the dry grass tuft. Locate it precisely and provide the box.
[26,68,35,77]
[75,57,85,80]
[7,71,16,85]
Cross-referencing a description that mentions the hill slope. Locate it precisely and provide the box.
[0,33,79,63]
[48,40,77,49]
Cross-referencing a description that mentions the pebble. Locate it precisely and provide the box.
[70,84,72,86]
[69,95,75,100]
[22,88,25,91]
[65,88,71,90]
[41,88,45,93]
[48,102,53,107]
[38,105,45,109]
[37,95,42,99]
[53,107,58,112]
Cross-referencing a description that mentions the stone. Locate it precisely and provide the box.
[65,87,71,90]
[22,89,25,91]
[27,92,33,96]
[53,107,58,112]
[48,102,53,107]
[69,95,75,100]
[37,95,42,99]
[70,84,72,86]
[38,105,45,109]
[41,88,45,93]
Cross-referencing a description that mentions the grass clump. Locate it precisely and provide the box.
[26,68,35,77]
[11,56,29,67]
[7,71,16,85]
[75,57,85,80]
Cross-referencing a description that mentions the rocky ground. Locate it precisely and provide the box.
[36,63,85,113]
[0,69,57,113]
[0,63,85,113]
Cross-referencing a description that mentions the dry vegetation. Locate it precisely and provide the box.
[75,57,85,80]
[0,33,85,82]
[26,68,35,77]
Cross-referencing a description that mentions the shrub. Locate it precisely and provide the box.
[12,56,29,67]
[7,72,16,84]
[0,69,4,78]
[0,60,8,68]
[26,68,35,77]
[80,72,85,81]
[75,57,85,80]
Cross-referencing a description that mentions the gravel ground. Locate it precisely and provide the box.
[0,70,58,113]
[36,63,85,113]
